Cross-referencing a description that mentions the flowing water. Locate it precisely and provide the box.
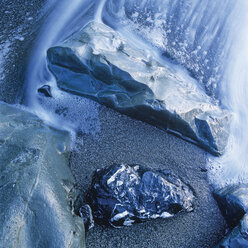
[24,0,102,141]
[24,0,248,188]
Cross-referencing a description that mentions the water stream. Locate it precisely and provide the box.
[24,0,101,140]
[24,0,248,188]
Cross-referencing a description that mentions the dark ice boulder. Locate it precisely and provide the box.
[214,185,248,247]
[47,21,229,156]
[85,163,194,228]
[0,103,85,248]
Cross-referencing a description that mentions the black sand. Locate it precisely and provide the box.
[70,105,226,248]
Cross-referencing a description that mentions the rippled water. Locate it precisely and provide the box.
[24,0,248,188]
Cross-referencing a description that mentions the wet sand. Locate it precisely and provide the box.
[70,105,226,248]
[0,0,51,104]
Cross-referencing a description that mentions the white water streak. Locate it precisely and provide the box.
[25,0,84,107]
[24,0,100,139]
[95,0,107,22]
[208,1,248,188]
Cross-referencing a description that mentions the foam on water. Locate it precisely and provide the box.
[207,1,248,188]
[102,0,237,99]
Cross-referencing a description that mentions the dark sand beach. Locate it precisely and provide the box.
[0,0,49,103]
[70,105,226,248]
